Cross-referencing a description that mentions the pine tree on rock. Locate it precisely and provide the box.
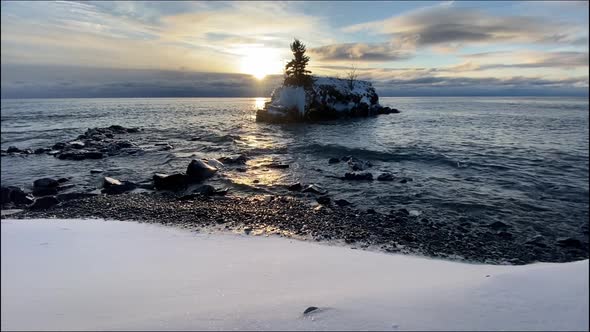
[284,39,313,88]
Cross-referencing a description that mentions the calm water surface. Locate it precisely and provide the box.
[1,97,588,240]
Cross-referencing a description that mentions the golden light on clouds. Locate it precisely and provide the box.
[239,46,284,80]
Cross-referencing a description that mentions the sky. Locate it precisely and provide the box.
[1,0,588,98]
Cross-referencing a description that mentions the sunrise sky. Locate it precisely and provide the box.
[1,1,588,97]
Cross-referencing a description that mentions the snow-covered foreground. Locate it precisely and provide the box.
[1,219,588,331]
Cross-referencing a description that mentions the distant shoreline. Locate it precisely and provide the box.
[2,95,589,100]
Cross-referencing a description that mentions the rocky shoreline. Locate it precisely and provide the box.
[2,191,588,265]
[2,125,588,265]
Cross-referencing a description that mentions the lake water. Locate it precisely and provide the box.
[1,97,588,240]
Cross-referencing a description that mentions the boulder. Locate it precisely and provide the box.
[487,221,509,230]
[153,173,189,191]
[33,178,59,189]
[316,196,331,205]
[287,183,303,191]
[52,142,66,150]
[30,196,59,210]
[264,163,289,169]
[302,184,327,195]
[58,150,103,160]
[377,172,395,181]
[34,148,49,154]
[186,159,218,181]
[68,141,85,149]
[7,187,34,205]
[328,157,340,164]
[343,172,373,180]
[32,187,58,197]
[90,169,104,174]
[334,198,352,207]
[557,237,583,249]
[1,187,10,205]
[346,157,372,171]
[102,177,137,195]
[7,146,20,153]
[219,155,247,164]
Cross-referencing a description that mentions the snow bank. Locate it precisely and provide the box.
[2,219,588,331]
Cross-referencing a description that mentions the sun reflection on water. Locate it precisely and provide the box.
[254,97,267,110]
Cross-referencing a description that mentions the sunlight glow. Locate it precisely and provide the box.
[239,47,283,80]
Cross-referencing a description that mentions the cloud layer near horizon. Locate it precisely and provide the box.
[1,1,588,97]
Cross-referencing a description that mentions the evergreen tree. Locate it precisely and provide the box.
[284,39,313,87]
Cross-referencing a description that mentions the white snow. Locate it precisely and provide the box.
[273,86,306,115]
[2,219,588,331]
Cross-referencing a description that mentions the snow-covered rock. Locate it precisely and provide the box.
[256,76,399,123]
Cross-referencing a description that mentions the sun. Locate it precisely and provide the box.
[239,46,283,80]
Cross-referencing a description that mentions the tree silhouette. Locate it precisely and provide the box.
[284,39,313,87]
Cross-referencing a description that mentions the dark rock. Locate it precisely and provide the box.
[497,231,513,239]
[366,208,376,214]
[344,172,373,180]
[287,183,303,191]
[21,149,33,154]
[6,187,34,205]
[398,208,410,216]
[264,163,289,169]
[334,199,352,207]
[236,167,247,172]
[52,142,66,150]
[57,177,69,183]
[487,221,509,230]
[101,177,137,195]
[303,306,319,315]
[328,157,340,164]
[316,196,331,205]
[399,179,408,184]
[244,226,253,234]
[186,159,218,181]
[56,192,99,202]
[1,187,10,205]
[302,184,327,195]
[33,178,59,188]
[252,179,260,184]
[153,173,189,191]
[378,106,400,114]
[219,154,247,164]
[90,169,104,174]
[377,172,395,181]
[58,150,103,160]
[57,183,75,191]
[32,187,58,197]
[190,185,215,196]
[34,148,49,154]
[525,235,548,248]
[557,237,583,249]
[347,157,371,171]
[68,141,85,149]
[7,146,21,153]
[30,196,59,210]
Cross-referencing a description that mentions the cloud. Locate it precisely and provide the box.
[344,3,587,49]
[448,51,589,72]
[309,42,414,62]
